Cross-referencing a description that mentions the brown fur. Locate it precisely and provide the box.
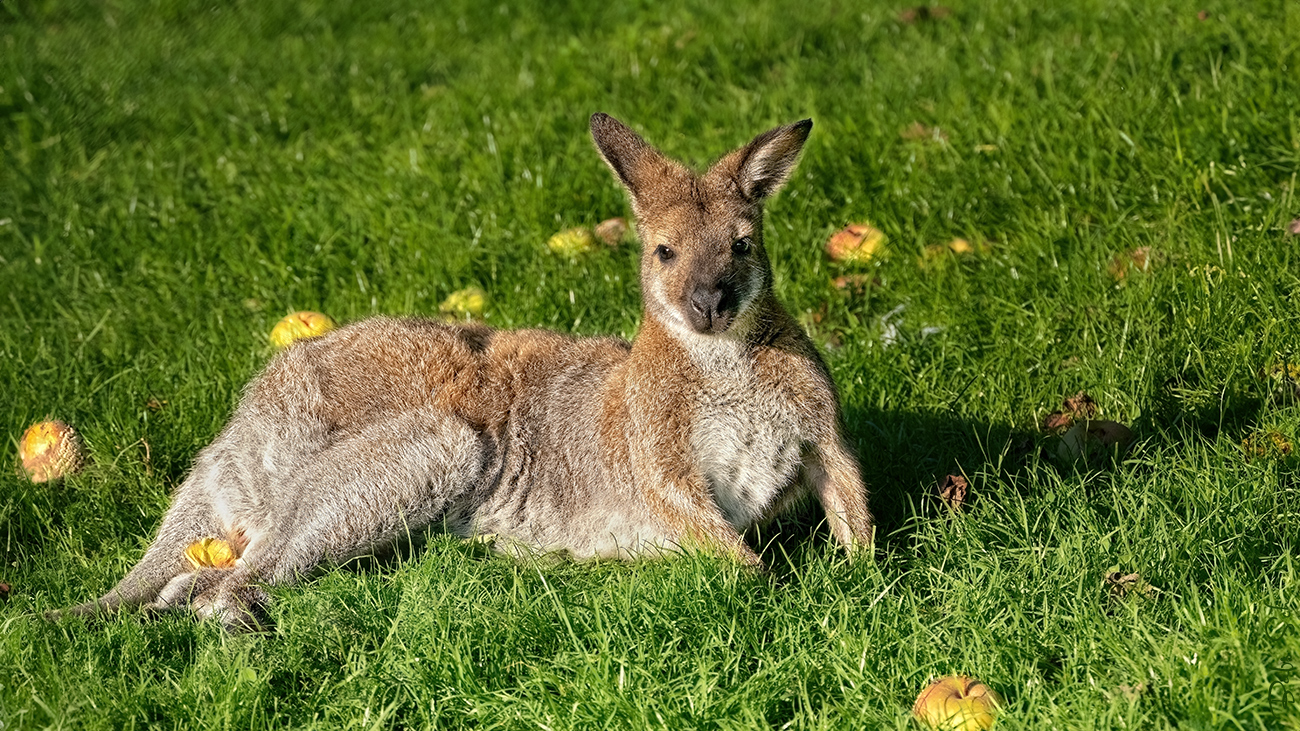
[54,114,873,631]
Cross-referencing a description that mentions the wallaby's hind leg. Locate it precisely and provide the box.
[188,409,486,632]
[56,469,224,620]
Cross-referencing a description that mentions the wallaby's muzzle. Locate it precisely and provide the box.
[687,281,738,334]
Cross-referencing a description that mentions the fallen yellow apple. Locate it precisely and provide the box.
[269,311,337,348]
[913,675,1003,730]
[184,537,239,570]
[826,223,886,263]
[547,227,597,256]
[946,238,974,255]
[19,420,88,483]
[439,286,488,321]
[1055,419,1135,464]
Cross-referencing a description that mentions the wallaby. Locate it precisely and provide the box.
[56,114,873,631]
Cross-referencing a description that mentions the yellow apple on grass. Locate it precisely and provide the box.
[913,675,1003,730]
[547,227,597,256]
[826,223,886,263]
[184,537,239,570]
[269,311,337,348]
[19,420,88,483]
[439,286,488,321]
[1054,420,1135,465]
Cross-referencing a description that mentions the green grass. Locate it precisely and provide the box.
[3,0,1300,727]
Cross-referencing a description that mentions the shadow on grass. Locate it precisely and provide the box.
[749,402,1037,572]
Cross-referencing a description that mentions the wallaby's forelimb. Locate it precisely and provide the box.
[806,439,875,556]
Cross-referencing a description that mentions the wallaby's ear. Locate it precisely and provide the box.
[727,119,813,201]
[590,113,671,201]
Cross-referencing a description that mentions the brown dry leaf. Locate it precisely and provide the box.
[0,582,10,600]
[1062,392,1099,419]
[1197,10,1209,21]
[1105,571,1153,598]
[831,273,879,294]
[145,397,168,412]
[1043,391,1097,431]
[1288,219,1300,235]
[900,121,948,144]
[1042,412,1074,431]
[1107,247,1153,280]
[1263,361,1300,400]
[1118,683,1148,701]
[919,238,987,270]
[898,6,953,23]
[938,474,968,510]
[594,217,629,246]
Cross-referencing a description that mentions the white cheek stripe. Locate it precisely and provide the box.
[650,267,767,360]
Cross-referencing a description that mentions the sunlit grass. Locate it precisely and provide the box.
[2,0,1299,728]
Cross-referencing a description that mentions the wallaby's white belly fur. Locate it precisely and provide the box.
[693,368,805,529]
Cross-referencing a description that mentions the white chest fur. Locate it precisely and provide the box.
[687,342,806,529]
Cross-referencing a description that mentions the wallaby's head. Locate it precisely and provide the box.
[590,113,811,338]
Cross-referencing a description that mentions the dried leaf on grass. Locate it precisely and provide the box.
[831,273,879,294]
[937,474,968,510]
[1117,683,1148,701]
[1043,391,1098,431]
[1241,430,1294,461]
[1108,247,1153,280]
[0,582,10,600]
[919,238,987,268]
[1288,219,1300,235]
[898,6,953,23]
[1105,571,1154,598]
[1263,361,1300,400]
[594,217,629,246]
[900,122,948,144]
[1056,420,1136,464]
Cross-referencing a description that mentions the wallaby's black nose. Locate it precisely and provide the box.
[688,287,726,332]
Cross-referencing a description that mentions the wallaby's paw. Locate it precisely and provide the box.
[195,584,272,634]
[154,569,227,610]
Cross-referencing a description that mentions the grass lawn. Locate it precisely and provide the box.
[3,0,1300,727]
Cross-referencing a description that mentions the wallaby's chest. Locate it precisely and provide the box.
[691,367,806,529]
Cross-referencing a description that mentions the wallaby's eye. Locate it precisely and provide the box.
[731,237,752,255]
[655,245,676,263]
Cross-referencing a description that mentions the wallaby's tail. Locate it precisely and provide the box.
[49,496,219,621]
